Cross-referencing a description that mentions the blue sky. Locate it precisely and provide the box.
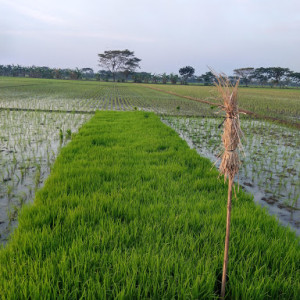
[1,0,299,75]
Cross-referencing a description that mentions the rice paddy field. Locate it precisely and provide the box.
[148,84,300,125]
[0,77,299,298]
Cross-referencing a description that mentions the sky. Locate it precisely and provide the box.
[1,0,300,75]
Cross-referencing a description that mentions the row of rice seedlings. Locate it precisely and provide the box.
[0,83,103,112]
[0,109,92,243]
[112,86,139,111]
[2,78,299,122]
[162,115,300,234]
[150,84,300,123]
[108,87,133,111]
[92,87,110,111]
[239,120,299,207]
[1,80,216,116]
[120,90,147,111]
[239,93,300,122]
[99,89,110,110]
[117,85,213,116]
[116,87,136,111]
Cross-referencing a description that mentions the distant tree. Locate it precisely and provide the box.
[81,68,94,80]
[266,67,291,87]
[123,56,141,81]
[288,72,300,87]
[233,67,254,86]
[144,75,151,83]
[228,76,238,85]
[151,74,160,84]
[131,72,151,83]
[95,73,101,81]
[41,66,54,79]
[98,70,112,81]
[170,73,179,84]
[198,71,216,85]
[53,69,63,79]
[195,75,204,84]
[179,66,195,84]
[70,68,82,80]
[122,69,131,82]
[11,65,20,77]
[251,67,269,86]
[98,49,141,82]
[161,73,169,84]
[13,65,25,77]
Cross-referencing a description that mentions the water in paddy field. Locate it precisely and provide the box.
[0,110,92,244]
[162,116,300,236]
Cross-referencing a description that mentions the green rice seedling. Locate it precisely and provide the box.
[17,192,27,207]
[14,173,20,184]
[66,129,72,139]
[6,208,13,225]
[34,165,41,190]
[6,185,13,199]
[6,204,18,225]
[59,129,64,143]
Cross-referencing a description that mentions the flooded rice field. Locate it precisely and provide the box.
[0,110,92,243]
[162,116,300,235]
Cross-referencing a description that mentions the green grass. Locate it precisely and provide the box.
[0,111,299,299]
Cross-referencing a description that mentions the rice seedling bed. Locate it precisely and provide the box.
[0,111,299,299]
[0,110,92,243]
[162,116,300,235]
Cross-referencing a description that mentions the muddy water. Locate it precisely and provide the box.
[0,111,92,244]
[162,116,300,236]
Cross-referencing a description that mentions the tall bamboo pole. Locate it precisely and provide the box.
[221,177,233,299]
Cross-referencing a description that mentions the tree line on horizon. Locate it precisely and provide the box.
[1,64,300,87]
[1,63,300,88]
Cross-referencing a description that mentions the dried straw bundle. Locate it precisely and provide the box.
[216,75,242,181]
[214,74,242,299]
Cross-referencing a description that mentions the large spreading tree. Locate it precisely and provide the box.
[233,67,254,86]
[179,66,195,84]
[97,49,141,82]
[267,67,291,87]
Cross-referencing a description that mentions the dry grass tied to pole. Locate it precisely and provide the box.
[216,75,242,181]
[215,74,242,299]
